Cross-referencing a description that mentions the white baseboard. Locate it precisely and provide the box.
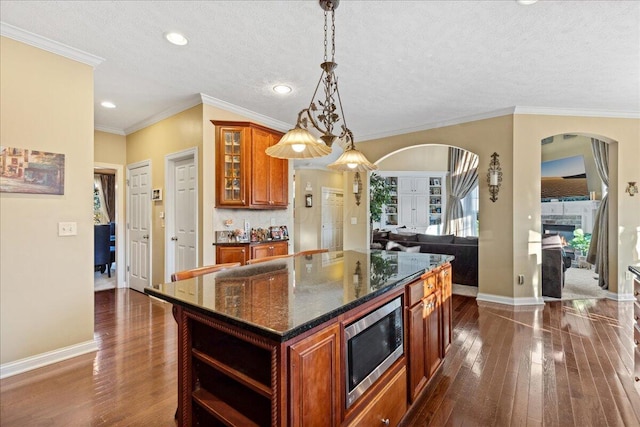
[0,339,98,379]
[476,292,545,307]
[606,291,635,302]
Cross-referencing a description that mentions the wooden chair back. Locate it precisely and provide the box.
[296,249,328,257]
[245,254,292,265]
[170,262,241,282]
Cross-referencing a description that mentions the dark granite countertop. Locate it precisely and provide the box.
[145,250,453,342]
[629,266,640,280]
[212,238,289,246]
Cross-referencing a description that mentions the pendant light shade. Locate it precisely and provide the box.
[327,146,378,172]
[265,0,376,170]
[266,127,332,159]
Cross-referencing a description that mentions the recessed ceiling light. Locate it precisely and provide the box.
[101,101,116,109]
[516,0,538,5]
[165,32,188,46]
[273,85,292,94]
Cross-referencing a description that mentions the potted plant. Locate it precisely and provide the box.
[570,228,592,257]
[369,173,392,245]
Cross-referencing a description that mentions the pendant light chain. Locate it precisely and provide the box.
[323,10,328,63]
[331,6,336,62]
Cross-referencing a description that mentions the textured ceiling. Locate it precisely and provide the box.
[1,0,639,144]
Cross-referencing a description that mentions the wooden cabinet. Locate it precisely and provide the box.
[439,264,453,355]
[405,264,448,403]
[345,366,407,427]
[216,244,249,265]
[289,324,341,427]
[176,308,278,427]
[216,240,288,266]
[250,127,288,208]
[213,120,288,209]
[250,240,288,260]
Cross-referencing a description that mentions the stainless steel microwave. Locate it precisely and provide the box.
[344,296,404,408]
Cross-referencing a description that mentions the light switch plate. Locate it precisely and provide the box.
[58,222,77,236]
[351,217,357,225]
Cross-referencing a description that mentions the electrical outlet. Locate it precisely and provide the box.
[58,222,77,236]
[351,217,357,225]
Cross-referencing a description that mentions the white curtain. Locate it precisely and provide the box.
[94,176,110,224]
[444,147,479,236]
[587,138,608,289]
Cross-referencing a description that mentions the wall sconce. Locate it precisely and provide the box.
[353,261,362,297]
[626,181,638,197]
[353,172,362,206]
[487,152,502,203]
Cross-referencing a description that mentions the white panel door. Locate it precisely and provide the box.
[321,188,344,252]
[128,163,151,293]
[173,158,197,275]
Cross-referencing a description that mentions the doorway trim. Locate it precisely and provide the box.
[164,148,199,283]
[94,161,126,287]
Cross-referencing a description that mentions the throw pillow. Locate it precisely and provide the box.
[386,241,421,252]
[417,233,455,244]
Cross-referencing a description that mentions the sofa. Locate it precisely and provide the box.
[373,231,478,286]
[541,234,572,298]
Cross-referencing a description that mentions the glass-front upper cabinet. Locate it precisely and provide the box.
[214,121,248,207]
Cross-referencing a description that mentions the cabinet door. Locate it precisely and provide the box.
[268,131,288,207]
[413,177,429,194]
[250,128,288,208]
[215,125,248,207]
[424,293,442,378]
[250,243,272,260]
[271,240,289,256]
[290,324,341,427]
[407,303,427,402]
[216,245,249,265]
[439,264,453,355]
[414,194,430,227]
[250,128,271,207]
[399,196,414,225]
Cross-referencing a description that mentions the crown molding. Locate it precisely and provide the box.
[94,125,126,136]
[200,93,293,133]
[358,107,516,142]
[123,95,202,135]
[0,22,104,68]
[513,106,640,119]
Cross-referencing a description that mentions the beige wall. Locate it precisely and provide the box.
[377,144,449,171]
[359,115,515,298]
[0,37,95,364]
[126,105,203,285]
[95,130,126,165]
[355,113,639,302]
[293,169,343,252]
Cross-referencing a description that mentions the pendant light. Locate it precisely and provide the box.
[266,0,376,171]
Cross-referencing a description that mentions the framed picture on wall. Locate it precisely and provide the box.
[152,188,162,201]
[305,194,312,207]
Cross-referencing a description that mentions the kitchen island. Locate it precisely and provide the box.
[146,250,453,426]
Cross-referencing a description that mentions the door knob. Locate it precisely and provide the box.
[171,236,178,241]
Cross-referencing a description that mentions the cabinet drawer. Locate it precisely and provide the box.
[422,271,438,298]
[634,324,640,348]
[406,280,424,307]
[346,366,407,427]
[634,302,640,326]
[634,278,640,296]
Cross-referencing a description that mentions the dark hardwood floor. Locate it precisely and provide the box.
[1,290,639,426]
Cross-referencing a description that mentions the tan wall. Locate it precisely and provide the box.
[0,37,95,364]
[126,105,203,285]
[377,144,449,171]
[293,169,343,252]
[95,131,126,165]
[514,114,639,297]
[359,115,515,298]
